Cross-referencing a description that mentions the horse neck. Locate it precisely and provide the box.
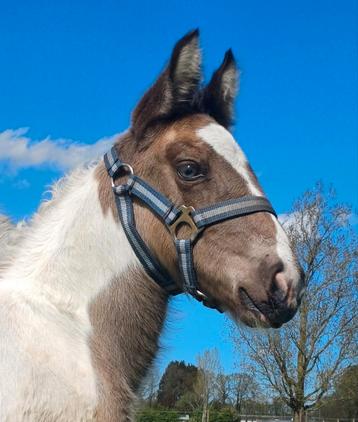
[2,167,121,304]
[89,161,169,410]
[4,162,168,335]
[4,162,169,406]
[89,268,168,418]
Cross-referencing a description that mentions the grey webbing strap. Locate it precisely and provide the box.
[175,239,198,294]
[104,147,181,225]
[193,196,276,228]
[105,147,204,297]
[105,147,180,295]
[112,185,179,294]
[173,196,276,304]
[128,176,181,225]
[104,146,125,178]
[174,238,221,310]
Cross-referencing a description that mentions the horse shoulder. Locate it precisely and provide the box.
[0,280,99,421]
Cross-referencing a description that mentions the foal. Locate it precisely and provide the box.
[0,31,303,421]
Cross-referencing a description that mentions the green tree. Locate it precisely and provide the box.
[321,365,358,418]
[135,408,179,422]
[333,365,358,418]
[157,361,198,408]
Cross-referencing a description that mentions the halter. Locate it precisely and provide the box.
[104,146,277,312]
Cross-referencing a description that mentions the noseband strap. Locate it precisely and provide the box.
[104,147,277,312]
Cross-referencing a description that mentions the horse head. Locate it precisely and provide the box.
[108,30,304,328]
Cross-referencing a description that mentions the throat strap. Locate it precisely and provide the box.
[104,147,277,311]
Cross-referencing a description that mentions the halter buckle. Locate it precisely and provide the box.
[191,289,224,313]
[169,205,201,241]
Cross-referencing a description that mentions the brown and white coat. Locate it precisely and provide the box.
[0,30,303,421]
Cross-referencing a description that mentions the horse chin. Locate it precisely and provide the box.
[232,306,281,329]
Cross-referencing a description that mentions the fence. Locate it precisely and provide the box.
[135,411,357,422]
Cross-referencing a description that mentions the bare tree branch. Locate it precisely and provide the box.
[230,184,358,422]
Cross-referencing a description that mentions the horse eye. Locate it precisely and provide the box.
[177,161,204,181]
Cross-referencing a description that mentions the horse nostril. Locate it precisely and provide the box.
[271,271,290,300]
[265,271,299,326]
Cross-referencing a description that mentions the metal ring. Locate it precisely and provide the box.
[195,290,207,300]
[111,163,134,187]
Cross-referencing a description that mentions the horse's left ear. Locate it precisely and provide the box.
[200,49,239,129]
[131,29,202,137]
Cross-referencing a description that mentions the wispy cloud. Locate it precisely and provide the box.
[278,212,296,227]
[13,179,31,190]
[0,128,119,173]
[278,210,358,232]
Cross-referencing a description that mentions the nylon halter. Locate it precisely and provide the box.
[104,146,277,311]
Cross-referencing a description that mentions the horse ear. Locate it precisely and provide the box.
[200,49,239,128]
[131,29,201,136]
[168,29,201,105]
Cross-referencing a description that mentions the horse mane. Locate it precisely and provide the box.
[0,161,101,279]
[37,163,100,215]
[0,215,25,275]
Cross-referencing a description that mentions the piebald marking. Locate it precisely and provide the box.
[0,166,139,420]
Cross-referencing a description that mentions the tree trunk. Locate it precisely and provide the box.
[295,299,308,422]
[294,408,305,422]
[202,400,208,422]
[235,402,241,414]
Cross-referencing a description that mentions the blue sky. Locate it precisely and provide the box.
[0,0,357,373]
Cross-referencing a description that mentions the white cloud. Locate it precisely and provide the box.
[278,213,299,237]
[278,211,315,236]
[0,128,119,172]
[279,209,358,237]
[13,179,30,190]
[278,212,295,226]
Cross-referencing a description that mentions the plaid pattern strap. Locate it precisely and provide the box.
[193,196,276,228]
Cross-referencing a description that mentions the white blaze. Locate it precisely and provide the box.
[197,122,301,293]
[197,123,262,196]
